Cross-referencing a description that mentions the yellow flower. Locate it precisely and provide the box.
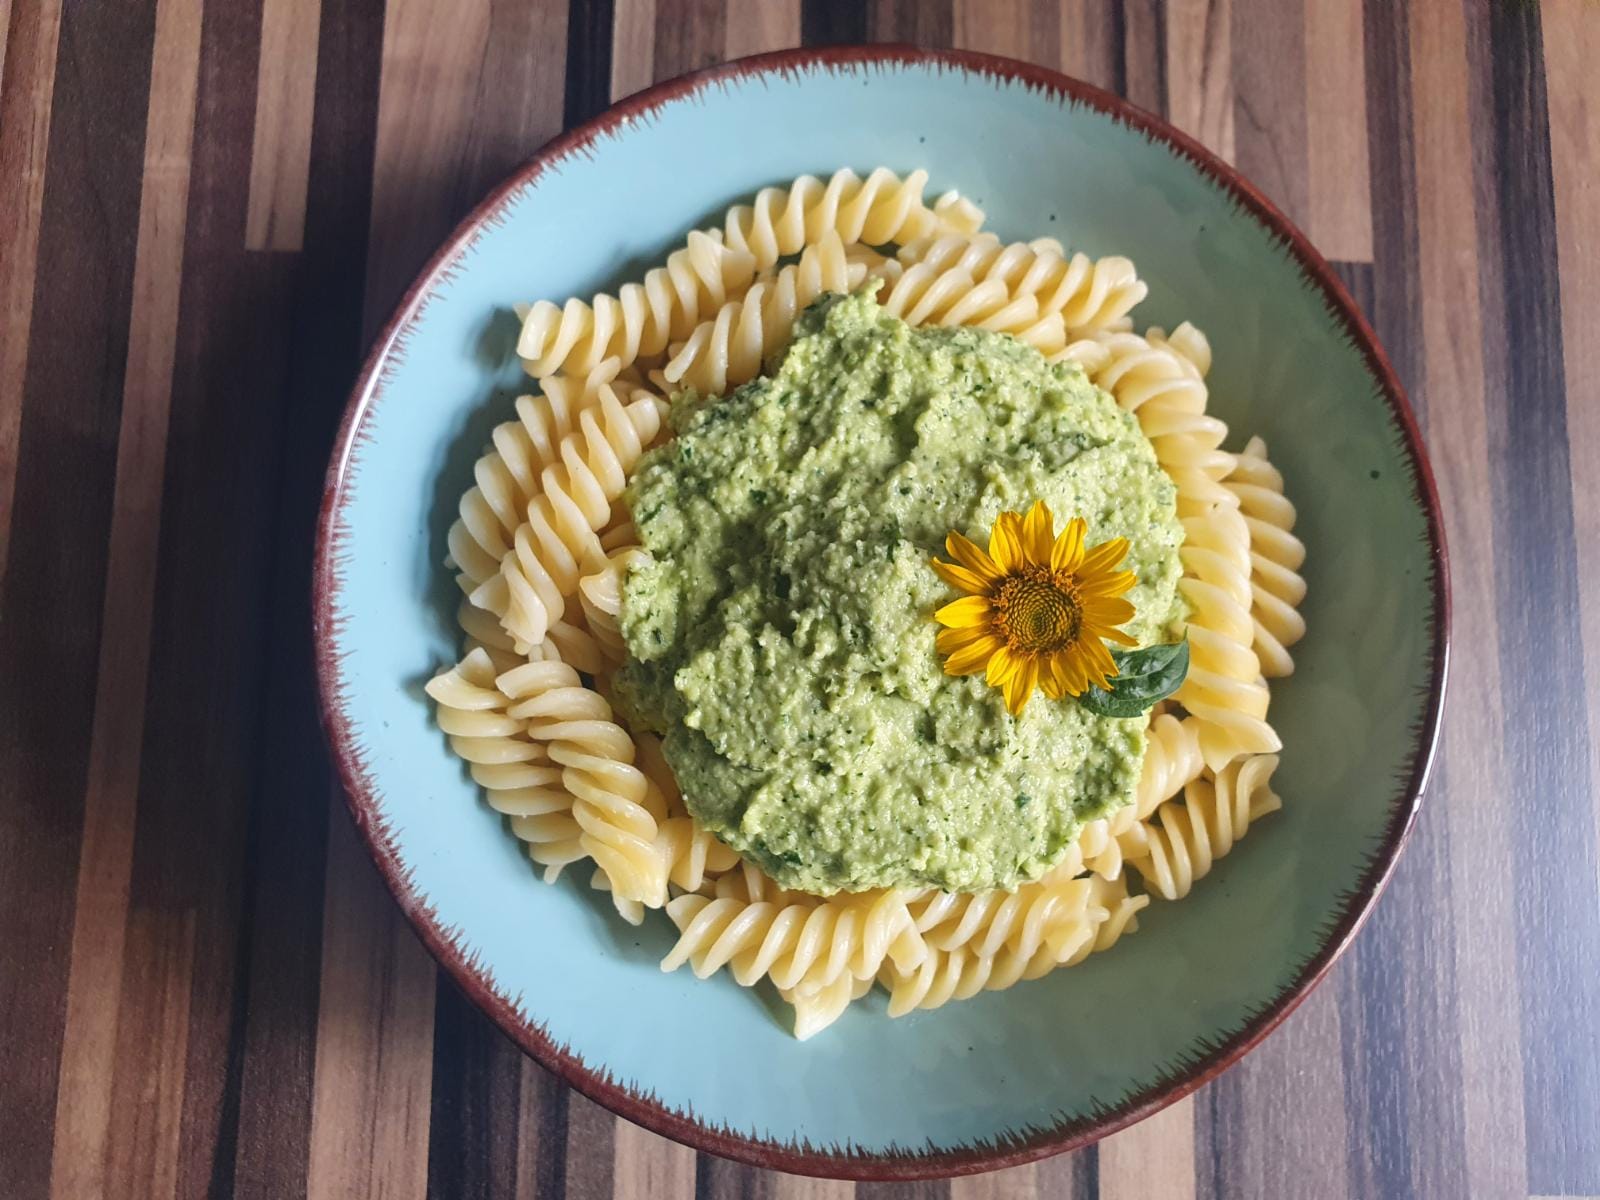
[931,501,1138,716]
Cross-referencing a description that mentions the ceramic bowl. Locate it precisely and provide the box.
[314,46,1448,1180]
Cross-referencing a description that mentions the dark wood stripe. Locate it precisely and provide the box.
[1469,1,1600,1191]
[103,0,288,1189]
[1229,0,1307,228]
[801,0,866,46]
[228,1,387,1196]
[654,0,725,79]
[427,981,527,1199]
[869,0,952,45]
[564,0,616,122]
[0,1,158,1193]
[858,1181,951,1200]
[519,1056,573,1198]
[563,1093,618,1200]
[1120,0,1163,113]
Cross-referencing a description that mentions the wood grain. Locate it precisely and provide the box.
[3,1,1600,1197]
[46,0,203,1192]
[245,0,322,250]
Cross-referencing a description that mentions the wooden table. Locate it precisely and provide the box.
[3,1,1596,1196]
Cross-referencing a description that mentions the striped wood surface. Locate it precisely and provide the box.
[1,1,1597,1196]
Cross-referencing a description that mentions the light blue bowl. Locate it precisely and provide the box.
[313,47,1447,1179]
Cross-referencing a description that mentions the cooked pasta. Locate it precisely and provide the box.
[1227,437,1308,678]
[516,169,984,380]
[497,658,671,909]
[897,232,1148,337]
[660,232,868,395]
[470,382,669,649]
[1126,754,1282,901]
[428,169,1309,1038]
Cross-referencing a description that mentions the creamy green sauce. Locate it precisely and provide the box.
[615,291,1183,894]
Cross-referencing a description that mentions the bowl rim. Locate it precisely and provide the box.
[312,43,1450,1181]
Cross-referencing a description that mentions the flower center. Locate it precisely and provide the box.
[993,565,1082,654]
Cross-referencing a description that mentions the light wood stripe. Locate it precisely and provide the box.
[1058,0,1118,90]
[954,0,1058,64]
[244,0,322,250]
[305,811,436,1200]
[1165,0,1233,162]
[102,909,197,1200]
[611,0,656,102]
[724,0,799,59]
[1543,0,1600,867]
[1409,1,1529,1196]
[0,0,63,583]
[43,0,203,1190]
[950,1162,1040,1199]
[774,1175,855,1200]
[1303,0,1371,259]
[1098,1095,1195,1199]
[1229,0,1307,227]
[613,1122,695,1200]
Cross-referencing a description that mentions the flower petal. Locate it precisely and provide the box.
[1078,568,1136,598]
[1078,536,1130,576]
[1040,654,1069,699]
[1082,596,1136,627]
[986,644,1018,687]
[930,558,990,595]
[1058,648,1090,696]
[936,624,992,653]
[935,595,994,628]
[1022,501,1055,563]
[989,512,1024,573]
[1003,656,1039,715]
[945,531,1001,584]
[944,634,1004,676]
[1050,518,1087,574]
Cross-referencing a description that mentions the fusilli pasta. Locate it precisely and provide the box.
[1226,437,1307,678]
[430,170,1311,1038]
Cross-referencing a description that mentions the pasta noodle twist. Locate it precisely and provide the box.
[1076,325,1237,517]
[1074,712,1205,879]
[876,259,1067,356]
[660,232,868,395]
[1128,754,1282,901]
[472,383,670,649]
[447,360,643,589]
[661,886,928,1000]
[718,167,984,269]
[425,647,589,881]
[576,543,648,665]
[897,232,1148,337]
[516,230,759,378]
[781,974,874,1041]
[1174,502,1281,771]
[908,873,1099,965]
[634,731,741,893]
[1227,436,1307,678]
[497,658,671,908]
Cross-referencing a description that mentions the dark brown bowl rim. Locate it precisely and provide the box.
[312,44,1450,1182]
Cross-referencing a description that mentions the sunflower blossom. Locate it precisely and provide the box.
[931,500,1138,716]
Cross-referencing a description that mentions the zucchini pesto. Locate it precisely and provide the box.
[615,291,1184,894]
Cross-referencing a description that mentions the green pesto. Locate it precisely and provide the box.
[614,291,1183,894]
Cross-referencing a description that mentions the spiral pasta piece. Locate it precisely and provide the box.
[446,361,645,590]
[719,167,984,270]
[898,232,1148,337]
[1227,436,1308,677]
[661,886,927,998]
[1128,754,1282,901]
[425,648,589,881]
[631,731,741,893]
[516,230,759,378]
[471,384,669,649]
[780,973,874,1041]
[496,658,670,908]
[661,232,867,395]
[576,544,648,665]
[1175,502,1281,770]
[1074,713,1205,879]
[1075,325,1237,517]
[877,260,1067,356]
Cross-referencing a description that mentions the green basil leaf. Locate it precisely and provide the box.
[1077,638,1190,718]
